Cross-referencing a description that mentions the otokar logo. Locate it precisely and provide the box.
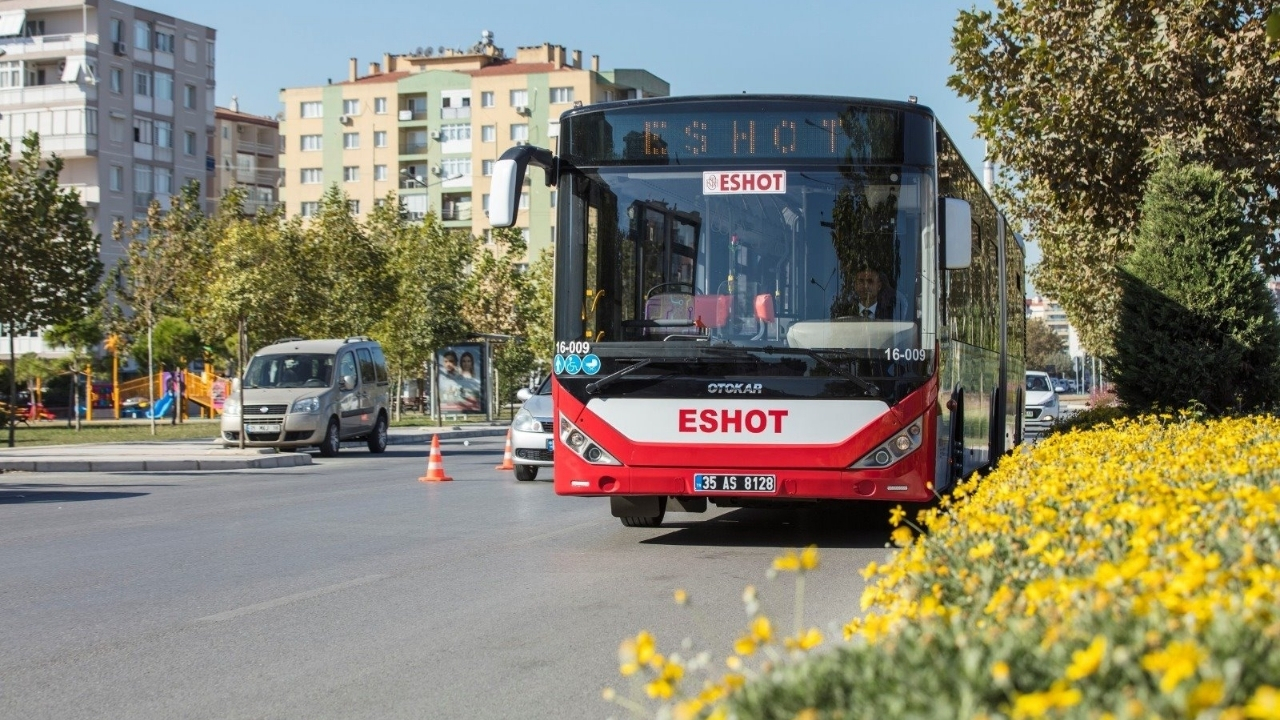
[707,382,763,395]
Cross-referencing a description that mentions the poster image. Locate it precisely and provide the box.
[437,344,485,414]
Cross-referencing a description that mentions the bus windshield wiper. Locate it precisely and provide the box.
[585,358,652,395]
[700,346,880,397]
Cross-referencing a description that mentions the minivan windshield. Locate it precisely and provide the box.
[245,354,335,389]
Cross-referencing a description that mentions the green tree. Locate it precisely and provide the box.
[1111,155,1280,413]
[524,247,555,378]
[950,1,1280,354]
[1025,317,1066,372]
[299,186,393,338]
[44,314,104,430]
[128,316,202,370]
[463,229,537,415]
[0,133,101,446]
[367,196,474,418]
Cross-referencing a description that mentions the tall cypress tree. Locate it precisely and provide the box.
[1112,155,1280,413]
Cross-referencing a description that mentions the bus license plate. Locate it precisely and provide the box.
[694,474,776,493]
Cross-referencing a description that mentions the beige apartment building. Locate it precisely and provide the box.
[210,97,279,215]
[0,0,215,356]
[278,33,668,261]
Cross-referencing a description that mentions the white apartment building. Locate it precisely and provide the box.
[0,0,215,356]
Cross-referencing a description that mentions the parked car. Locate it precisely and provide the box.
[1024,371,1061,439]
[221,337,391,456]
[510,377,553,481]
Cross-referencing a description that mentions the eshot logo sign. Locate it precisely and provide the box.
[703,171,787,195]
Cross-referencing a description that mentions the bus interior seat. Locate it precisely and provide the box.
[751,293,776,340]
[643,293,730,335]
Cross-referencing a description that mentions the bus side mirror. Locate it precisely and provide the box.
[490,144,559,228]
[941,197,972,270]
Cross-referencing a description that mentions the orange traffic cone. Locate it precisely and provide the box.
[419,435,453,482]
[495,429,516,470]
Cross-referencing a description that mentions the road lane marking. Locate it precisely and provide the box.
[194,574,387,624]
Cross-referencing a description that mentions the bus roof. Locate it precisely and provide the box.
[558,93,937,121]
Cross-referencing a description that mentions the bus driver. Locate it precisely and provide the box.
[831,265,897,319]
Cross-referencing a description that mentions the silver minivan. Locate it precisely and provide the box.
[221,337,392,456]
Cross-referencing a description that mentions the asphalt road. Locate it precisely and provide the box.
[0,437,897,719]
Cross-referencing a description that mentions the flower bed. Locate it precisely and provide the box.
[614,415,1280,719]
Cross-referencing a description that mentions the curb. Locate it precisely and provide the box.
[0,453,312,473]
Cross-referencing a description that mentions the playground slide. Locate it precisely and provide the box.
[144,392,175,420]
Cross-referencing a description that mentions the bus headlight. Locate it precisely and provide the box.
[852,417,924,469]
[559,413,621,466]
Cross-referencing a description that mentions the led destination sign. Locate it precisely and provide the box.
[563,101,934,166]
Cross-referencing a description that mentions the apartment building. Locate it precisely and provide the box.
[211,96,279,215]
[0,0,215,356]
[278,32,668,261]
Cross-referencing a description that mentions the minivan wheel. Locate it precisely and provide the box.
[514,464,538,482]
[318,418,341,457]
[367,414,388,454]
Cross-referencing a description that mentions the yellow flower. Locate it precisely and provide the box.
[725,655,742,670]
[784,628,823,651]
[889,504,907,527]
[800,544,819,570]
[1010,681,1082,719]
[891,526,914,547]
[860,561,879,580]
[773,551,800,572]
[991,661,1010,683]
[733,635,756,656]
[644,658,684,699]
[969,540,995,560]
[1245,685,1280,720]
[673,588,688,605]
[1189,679,1225,716]
[1141,640,1205,693]
[673,699,704,720]
[793,710,819,720]
[635,630,657,666]
[1065,636,1106,681]
[751,615,773,643]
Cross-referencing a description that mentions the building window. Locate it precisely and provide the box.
[109,117,125,143]
[481,125,495,143]
[509,89,528,107]
[183,84,196,109]
[155,31,175,53]
[342,99,360,116]
[109,165,123,192]
[109,67,122,93]
[132,118,153,144]
[207,41,215,66]
[300,101,323,119]
[300,135,322,151]
[300,168,322,184]
[183,131,196,155]
[374,97,387,114]
[343,166,359,182]
[440,157,471,179]
[440,124,470,142]
[510,124,528,142]
[183,37,197,63]
[133,20,150,51]
[519,192,529,210]
[155,121,173,148]
[374,131,387,148]
[133,70,152,97]
[154,72,173,101]
[110,19,124,44]
[156,167,173,195]
[374,165,387,181]
[349,200,360,215]
[550,87,574,104]
[482,160,494,176]
[482,194,489,212]
[481,91,494,108]
[343,132,359,149]
[300,202,319,218]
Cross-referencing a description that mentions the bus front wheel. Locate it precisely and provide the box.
[613,496,666,528]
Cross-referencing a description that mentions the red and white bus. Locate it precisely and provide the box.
[491,95,1025,527]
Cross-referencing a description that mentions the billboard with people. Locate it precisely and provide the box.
[437,344,486,415]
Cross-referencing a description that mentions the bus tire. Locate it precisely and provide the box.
[615,496,666,527]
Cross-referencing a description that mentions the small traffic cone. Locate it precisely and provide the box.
[495,429,516,470]
[419,435,453,482]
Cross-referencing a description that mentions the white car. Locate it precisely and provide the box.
[510,377,554,481]
[1024,371,1061,439]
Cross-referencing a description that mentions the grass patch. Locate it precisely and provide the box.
[0,421,220,447]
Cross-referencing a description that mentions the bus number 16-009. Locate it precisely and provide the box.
[884,348,928,362]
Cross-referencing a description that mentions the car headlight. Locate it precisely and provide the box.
[291,396,321,414]
[512,408,543,433]
[223,397,240,416]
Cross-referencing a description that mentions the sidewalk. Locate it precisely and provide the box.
[0,425,509,473]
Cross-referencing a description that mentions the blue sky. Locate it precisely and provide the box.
[138,0,1039,269]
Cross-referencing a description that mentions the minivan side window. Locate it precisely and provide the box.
[356,348,377,384]
[370,346,390,384]
[339,352,357,386]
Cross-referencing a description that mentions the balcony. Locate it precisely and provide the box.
[0,32,97,58]
[440,206,472,222]
[3,132,95,156]
[398,109,429,122]
[441,106,471,120]
[401,142,429,155]
[242,198,277,215]
[0,82,96,106]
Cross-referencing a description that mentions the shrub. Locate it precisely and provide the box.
[1111,155,1280,414]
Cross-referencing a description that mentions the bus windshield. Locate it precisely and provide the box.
[560,167,931,360]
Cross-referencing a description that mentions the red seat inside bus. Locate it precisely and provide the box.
[644,293,730,334]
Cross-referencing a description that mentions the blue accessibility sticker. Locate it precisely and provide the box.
[553,354,566,374]
[582,354,601,375]
[565,355,583,375]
